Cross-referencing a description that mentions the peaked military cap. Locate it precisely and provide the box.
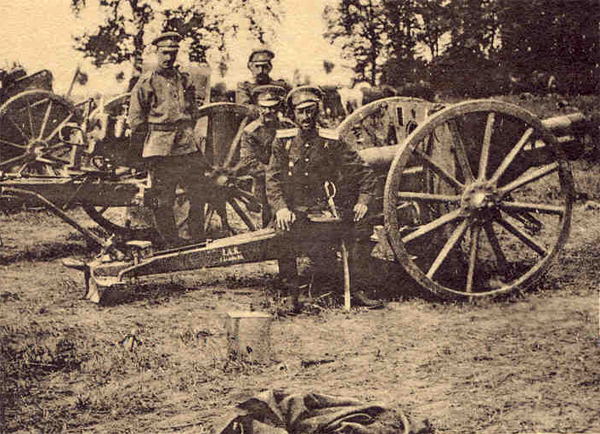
[287,85,323,109]
[252,84,286,107]
[152,31,182,51]
[248,48,275,65]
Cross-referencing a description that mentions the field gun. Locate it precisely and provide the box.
[42,97,591,303]
[0,81,595,301]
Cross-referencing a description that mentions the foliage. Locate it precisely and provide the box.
[324,0,389,85]
[70,0,283,68]
[324,0,599,95]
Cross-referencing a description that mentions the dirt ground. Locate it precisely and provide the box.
[2,93,600,434]
[1,194,599,434]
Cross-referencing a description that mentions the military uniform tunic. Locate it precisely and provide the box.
[127,66,210,246]
[266,128,376,215]
[237,116,294,227]
[129,67,199,157]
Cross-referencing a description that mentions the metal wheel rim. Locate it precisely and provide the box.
[384,99,574,299]
[0,90,77,175]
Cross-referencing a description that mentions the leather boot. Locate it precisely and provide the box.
[353,290,384,308]
[186,198,206,243]
[152,206,179,249]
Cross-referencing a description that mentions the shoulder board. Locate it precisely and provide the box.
[318,128,339,141]
[244,118,262,133]
[276,128,298,139]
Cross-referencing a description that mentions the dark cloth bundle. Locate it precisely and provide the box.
[213,389,408,434]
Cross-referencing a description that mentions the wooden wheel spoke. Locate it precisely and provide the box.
[0,138,27,149]
[500,201,564,216]
[415,149,464,190]
[26,100,35,138]
[39,100,53,139]
[491,127,533,183]
[46,113,74,142]
[204,203,216,232]
[483,222,509,273]
[466,225,481,293]
[499,162,559,195]
[6,115,30,141]
[30,97,51,109]
[401,209,462,244]
[426,219,468,278]
[478,112,495,180]
[495,213,547,257]
[447,120,474,182]
[228,198,257,231]
[397,191,461,203]
[36,155,69,165]
[223,116,249,168]
[1,154,35,169]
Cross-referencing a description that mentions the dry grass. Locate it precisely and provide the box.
[1,95,600,433]
[1,199,599,433]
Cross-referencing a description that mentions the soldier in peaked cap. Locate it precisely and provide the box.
[128,31,211,248]
[266,86,382,311]
[233,85,294,228]
[236,48,290,106]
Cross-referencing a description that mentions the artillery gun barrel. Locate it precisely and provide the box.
[357,112,591,168]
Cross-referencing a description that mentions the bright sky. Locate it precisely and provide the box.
[0,0,353,99]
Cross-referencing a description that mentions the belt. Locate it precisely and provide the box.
[148,121,192,132]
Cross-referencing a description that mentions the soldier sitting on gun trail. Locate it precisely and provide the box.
[233,85,294,228]
[236,48,290,108]
[128,31,211,249]
[266,86,384,312]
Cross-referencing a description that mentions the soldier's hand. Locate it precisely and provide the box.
[353,203,368,222]
[276,208,296,231]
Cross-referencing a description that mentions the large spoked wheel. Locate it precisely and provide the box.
[337,96,434,151]
[384,100,574,299]
[0,90,77,176]
[194,102,261,237]
[82,102,262,241]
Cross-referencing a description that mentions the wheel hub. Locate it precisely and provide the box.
[27,140,48,156]
[461,182,498,219]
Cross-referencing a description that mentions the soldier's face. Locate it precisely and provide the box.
[249,62,272,84]
[294,104,318,130]
[258,104,280,124]
[157,49,178,69]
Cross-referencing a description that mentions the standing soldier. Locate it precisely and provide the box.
[236,48,289,106]
[128,31,210,248]
[266,86,383,311]
[234,85,293,228]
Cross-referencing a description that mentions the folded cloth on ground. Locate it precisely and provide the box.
[212,389,407,434]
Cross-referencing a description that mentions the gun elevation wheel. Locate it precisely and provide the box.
[384,100,574,299]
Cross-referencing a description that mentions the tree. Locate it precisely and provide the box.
[495,0,599,75]
[413,0,451,61]
[324,0,388,85]
[70,0,283,68]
